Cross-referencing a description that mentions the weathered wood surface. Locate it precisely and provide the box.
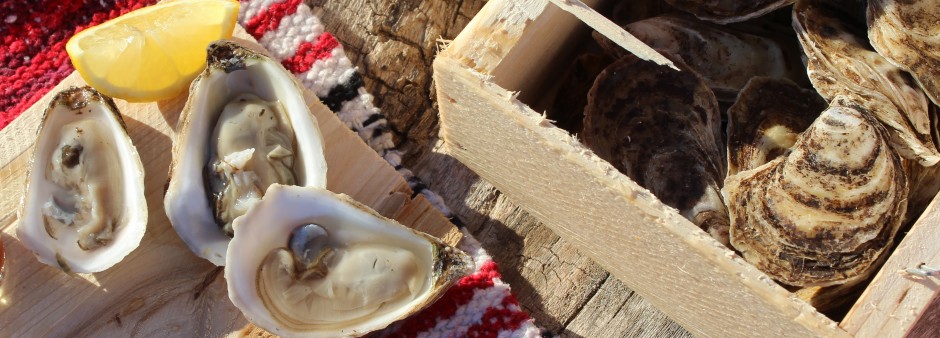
[0,27,461,336]
[305,0,692,336]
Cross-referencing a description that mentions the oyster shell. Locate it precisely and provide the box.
[582,53,730,244]
[18,86,147,273]
[164,41,327,265]
[664,0,794,24]
[597,15,805,102]
[723,96,908,287]
[549,52,613,133]
[226,185,472,337]
[868,0,940,107]
[793,0,939,166]
[726,77,827,175]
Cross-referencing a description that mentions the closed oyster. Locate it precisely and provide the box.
[164,41,327,265]
[226,185,472,337]
[18,87,147,273]
[597,15,805,101]
[549,52,613,133]
[793,0,939,166]
[582,53,730,244]
[868,0,940,107]
[726,77,826,175]
[724,96,908,287]
[664,0,794,24]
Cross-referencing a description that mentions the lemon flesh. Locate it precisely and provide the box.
[66,0,240,102]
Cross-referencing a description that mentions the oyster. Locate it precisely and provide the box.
[868,0,940,107]
[549,52,613,132]
[793,0,939,166]
[724,96,908,287]
[226,185,472,337]
[726,77,826,175]
[18,87,146,273]
[582,53,730,244]
[164,41,327,265]
[596,15,806,101]
[664,0,794,24]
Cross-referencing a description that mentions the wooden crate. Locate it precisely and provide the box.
[433,0,940,336]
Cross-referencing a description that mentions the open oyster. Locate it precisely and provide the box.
[18,87,146,273]
[793,0,939,166]
[726,77,826,175]
[597,15,805,102]
[226,185,472,337]
[868,0,940,107]
[724,96,908,287]
[164,41,327,265]
[582,53,730,244]
[664,0,794,24]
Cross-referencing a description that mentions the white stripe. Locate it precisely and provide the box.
[258,5,324,60]
[337,90,381,130]
[417,283,515,338]
[237,0,281,24]
[295,49,357,96]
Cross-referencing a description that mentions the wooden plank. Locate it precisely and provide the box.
[433,54,845,337]
[544,0,676,69]
[565,276,691,337]
[0,26,460,336]
[842,192,940,337]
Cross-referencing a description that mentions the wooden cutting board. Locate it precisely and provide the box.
[0,27,462,336]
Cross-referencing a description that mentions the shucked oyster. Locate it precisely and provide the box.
[164,41,327,265]
[597,15,806,102]
[726,77,827,175]
[664,0,794,24]
[18,87,146,273]
[793,0,939,166]
[868,0,940,107]
[724,96,908,287]
[582,53,730,244]
[226,185,472,337]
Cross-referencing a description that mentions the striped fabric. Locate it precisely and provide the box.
[1,0,540,336]
[236,1,540,335]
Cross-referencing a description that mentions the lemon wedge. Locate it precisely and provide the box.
[66,0,240,102]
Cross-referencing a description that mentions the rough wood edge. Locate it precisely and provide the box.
[841,193,940,337]
[433,55,846,337]
[441,0,549,74]
[544,0,676,70]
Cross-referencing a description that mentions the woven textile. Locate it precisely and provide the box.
[0,0,540,336]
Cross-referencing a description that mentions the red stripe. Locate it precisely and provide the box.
[465,303,530,338]
[378,261,503,337]
[243,0,302,39]
[0,0,154,130]
[280,33,340,74]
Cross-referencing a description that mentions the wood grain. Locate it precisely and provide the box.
[434,53,843,337]
[0,27,459,335]
[305,0,695,336]
[841,192,940,337]
[435,0,940,336]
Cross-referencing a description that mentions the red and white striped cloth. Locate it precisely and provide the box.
[238,1,540,335]
[1,0,540,336]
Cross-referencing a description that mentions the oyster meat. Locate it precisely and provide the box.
[868,0,940,107]
[582,53,730,244]
[723,96,908,287]
[164,41,327,265]
[664,0,794,24]
[18,87,147,273]
[794,0,939,165]
[226,185,472,337]
[726,77,827,175]
[597,15,805,101]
